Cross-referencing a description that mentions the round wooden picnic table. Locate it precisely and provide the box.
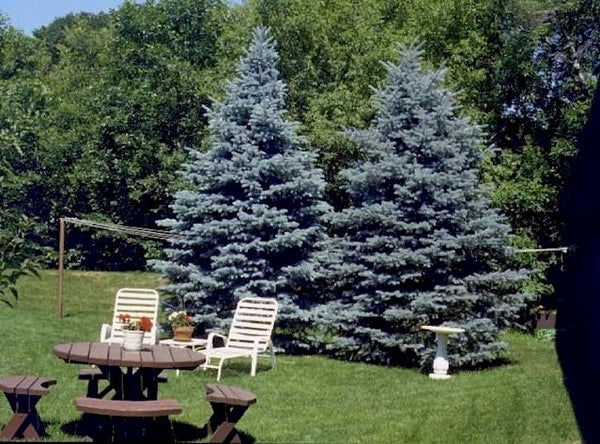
[53,342,205,401]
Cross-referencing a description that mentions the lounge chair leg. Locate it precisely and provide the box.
[250,354,257,377]
[270,345,276,370]
[217,359,225,381]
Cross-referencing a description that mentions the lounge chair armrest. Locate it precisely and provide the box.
[206,332,227,352]
[100,323,112,342]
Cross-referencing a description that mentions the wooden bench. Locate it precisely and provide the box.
[78,367,168,398]
[0,375,56,440]
[204,384,257,443]
[75,396,182,441]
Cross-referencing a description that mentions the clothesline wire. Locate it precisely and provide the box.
[61,217,187,241]
[63,217,570,253]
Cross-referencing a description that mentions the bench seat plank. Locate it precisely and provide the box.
[0,376,56,397]
[75,397,182,417]
[25,378,56,396]
[0,376,27,393]
[206,383,256,406]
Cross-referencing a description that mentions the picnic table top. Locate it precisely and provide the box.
[53,341,205,370]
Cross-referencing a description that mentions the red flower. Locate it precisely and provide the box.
[118,314,131,323]
[138,316,153,332]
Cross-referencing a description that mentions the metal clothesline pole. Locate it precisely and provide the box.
[514,247,570,254]
[57,218,65,317]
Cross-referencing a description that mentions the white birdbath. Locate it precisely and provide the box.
[421,325,465,380]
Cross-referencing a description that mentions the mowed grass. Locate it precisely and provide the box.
[0,270,580,443]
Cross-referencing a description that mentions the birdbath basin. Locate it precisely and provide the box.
[421,325,465,380]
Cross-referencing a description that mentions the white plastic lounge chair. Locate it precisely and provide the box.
[100,288,160,346]
[203,297,278,381]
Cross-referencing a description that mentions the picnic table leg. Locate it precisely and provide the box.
[204,402,225,436]
[86,375,99,398]
[207,403,248,444]
[141,369,160,401]
[84,367,118,399]
[1,393,43,439]
[1,412,29,439]
[103,367,159,401]
[122,368,145,401]
[105,367,124,400]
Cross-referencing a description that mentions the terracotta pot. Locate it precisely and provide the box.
[122,330,144,351]
[173,326,194,342]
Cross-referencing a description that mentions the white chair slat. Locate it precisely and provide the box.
[117,302,158,308]
[234,314,275,323]
[231,322,271,331]
[237,303,277,311]
[227,341,267,352]
[229,330,270,339]
[114,313,157,320]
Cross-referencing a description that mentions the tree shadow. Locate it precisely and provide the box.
[555,79,600,442]
[61,416,93,441]
[172,420,256,443]
[444,356,517,376]
[61,415,256,443]
[205,360,274,379]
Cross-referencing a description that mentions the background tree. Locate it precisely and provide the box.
[0,209,46,307]
[0,1,227,269]
[312,44,528,369]
[153,27,329,345]
[0,15,50,305]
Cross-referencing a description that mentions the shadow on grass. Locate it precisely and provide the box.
[172,420,256,443]
[461,356,517,371]
[61,415,256,443]
[430,357,518,378]
[206,361,274,379]
[61,416,95,442]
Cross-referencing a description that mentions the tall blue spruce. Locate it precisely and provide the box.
[152,27,329,346]
[314,44,529,369]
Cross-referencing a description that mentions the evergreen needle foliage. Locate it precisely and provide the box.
[152,27,329,345]
[313,43,530,369]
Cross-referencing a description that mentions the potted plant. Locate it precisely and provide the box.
[119,314,153,351]
[168,311,194,342]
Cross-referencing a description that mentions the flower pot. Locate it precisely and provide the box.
[173,326,194,342]
[122,330,145,351]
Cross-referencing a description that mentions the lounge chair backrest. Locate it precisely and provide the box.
[227,297,278,353]
[110,288,159,345]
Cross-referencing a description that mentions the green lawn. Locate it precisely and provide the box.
[0,270,580,443]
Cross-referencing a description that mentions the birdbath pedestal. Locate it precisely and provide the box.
[421,325,465,380]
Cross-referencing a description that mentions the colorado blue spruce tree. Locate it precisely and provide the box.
[314,44,528,369]
[152,27,329,345]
